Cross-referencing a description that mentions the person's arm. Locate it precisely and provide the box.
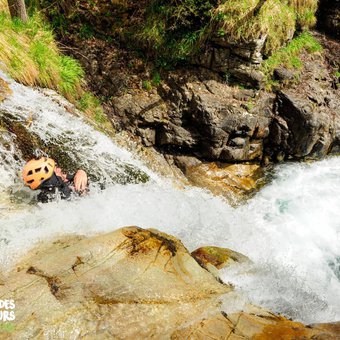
[73,169,88,193]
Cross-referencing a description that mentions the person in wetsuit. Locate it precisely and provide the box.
[22,157,88,203]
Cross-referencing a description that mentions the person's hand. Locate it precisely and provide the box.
[73,170,88,193]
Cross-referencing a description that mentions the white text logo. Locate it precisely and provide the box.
[0,300,15,322]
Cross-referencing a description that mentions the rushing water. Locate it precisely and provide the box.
[0,72,339,324]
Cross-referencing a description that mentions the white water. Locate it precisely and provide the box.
[0,73,340,324]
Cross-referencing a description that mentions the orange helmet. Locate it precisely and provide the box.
[22,157,55,190]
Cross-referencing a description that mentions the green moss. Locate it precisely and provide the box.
[142,80,153,91]
[261,32,322,89]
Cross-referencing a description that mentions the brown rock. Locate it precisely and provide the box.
[191,246,249,270]
[0,76,12,102]
[0,227,231,339]
[185,162,266,205]
[173,305,340,340]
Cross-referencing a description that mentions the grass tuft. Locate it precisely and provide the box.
[213,0,318,56]
[135,0,318,64]
[77,92,111,128]
[0,4,109,131]
[261,31,322,88]
[0,11,84,99]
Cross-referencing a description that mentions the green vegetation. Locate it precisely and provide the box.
[288,0,318,30]
[136,0,216,65]
[20,0,319,69]
[261,32,322,88]
[0,2,109,131]
[0,11,83,99]
[136,0,318,65]
[213,0,318,55]
[142,80,152,91]
[142,71,162,91]
[213,0,295,55]
[77,92,112,130]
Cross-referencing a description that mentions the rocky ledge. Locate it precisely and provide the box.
[0,227,339,339]
[70,34,339,170]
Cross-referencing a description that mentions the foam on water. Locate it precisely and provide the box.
[0,73,339,324]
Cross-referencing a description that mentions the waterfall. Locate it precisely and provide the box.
[0,72,339,324]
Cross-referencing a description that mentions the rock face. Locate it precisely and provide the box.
[1,226,339,339]
[172,305,340,340]
[318,0,340,38]
[63,33,339,169]
[111,70,273,164]
[194,36,267,87]
[266,51,340,160]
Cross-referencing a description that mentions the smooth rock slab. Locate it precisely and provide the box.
[0,227,231,339]
[172,305,340,340]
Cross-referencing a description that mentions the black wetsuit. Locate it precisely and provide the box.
[37,173,75,203]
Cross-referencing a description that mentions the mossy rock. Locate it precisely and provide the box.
[191,246,250,270]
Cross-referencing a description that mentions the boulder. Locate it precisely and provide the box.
[191,246,250,270]
[184,162,266,205]
[1,227,339,339]
[0,227,231,339]
[268,88,335,160]
[266,52,340,160]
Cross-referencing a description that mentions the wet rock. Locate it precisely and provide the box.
[0,227,231,339]
[184,162,266,205]
[191,246,249,270]
[1,227,339,339]
[172,155,202,174]
[173,305,340,339]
